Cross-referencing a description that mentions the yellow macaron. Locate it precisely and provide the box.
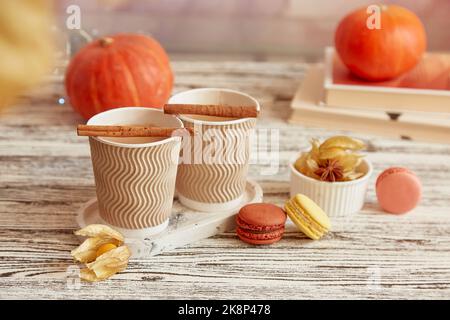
[285,194,331,240]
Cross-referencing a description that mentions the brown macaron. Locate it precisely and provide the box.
[236,203,287,245]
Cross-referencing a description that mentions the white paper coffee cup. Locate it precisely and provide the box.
[87,107,183,234]
[169,88,259,212]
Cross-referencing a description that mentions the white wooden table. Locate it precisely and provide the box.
[1,56,449,299]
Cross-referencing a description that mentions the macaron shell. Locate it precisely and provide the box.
[285,201,325,240]
[376,167,412,187]
[286,209,320,240]
[237,225,284,245]
[293,194,331,230]
[376,169,422,214]
[237,233,283,245]
[238,203,286,228]
[236,226,284,242]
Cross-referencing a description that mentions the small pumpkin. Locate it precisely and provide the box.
[65,33,173,120]
[335,5,427,81]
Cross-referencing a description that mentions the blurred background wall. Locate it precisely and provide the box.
[56,0,450,60]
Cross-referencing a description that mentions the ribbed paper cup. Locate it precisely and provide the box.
[169,88,259,212]
[289,157,373,217]
[87,107,183,234]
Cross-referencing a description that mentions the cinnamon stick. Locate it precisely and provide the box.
[77,125,194,137]
[164,104,259,118]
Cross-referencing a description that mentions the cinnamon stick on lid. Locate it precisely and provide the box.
[77,125,194,138]
[164,104,259,118]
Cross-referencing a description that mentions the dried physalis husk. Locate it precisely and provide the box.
[71,224,124,263]
[338,153,364,173]
[294,152,308,174]
[71,237,116,263]
[318,147,347,160]
[81,246,131,282]
[74,224,124,243]
[71,224,130,282]
[305,157,321,180]
[342,171,365,181]
[294,136,366,182]
[310,138,321,162]
[319,136,365,152]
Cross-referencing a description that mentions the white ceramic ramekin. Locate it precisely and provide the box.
[289,157,373,217]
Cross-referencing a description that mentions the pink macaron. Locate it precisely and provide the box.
[375,167,422,214]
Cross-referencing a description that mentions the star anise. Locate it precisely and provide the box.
[314,159,344,182]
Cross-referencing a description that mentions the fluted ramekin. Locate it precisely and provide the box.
[289,157,373,217]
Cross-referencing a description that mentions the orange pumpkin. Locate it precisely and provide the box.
[335,5,427,81]
[65,33,173,120]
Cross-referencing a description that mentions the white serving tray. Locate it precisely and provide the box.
[76,180,263,258]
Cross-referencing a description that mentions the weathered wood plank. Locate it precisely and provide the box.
[1,57,450,299]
